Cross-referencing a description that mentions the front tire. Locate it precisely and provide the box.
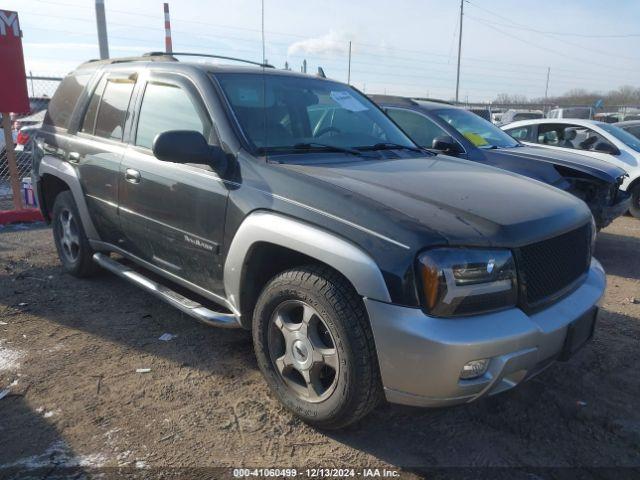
[51,191,100,277]
[629,185,640,219]
[252,266,382,429]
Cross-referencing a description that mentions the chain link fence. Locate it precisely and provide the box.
[1,76,62,210]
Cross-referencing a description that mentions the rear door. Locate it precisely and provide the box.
[70,70,137,244]
[118,71,228,293]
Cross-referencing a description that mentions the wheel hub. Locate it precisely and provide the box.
[267,300,340,403]
[291,338,312,368]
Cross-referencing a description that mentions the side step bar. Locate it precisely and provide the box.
[93,253,241,329]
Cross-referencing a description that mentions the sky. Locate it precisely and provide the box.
[4,0,640,102]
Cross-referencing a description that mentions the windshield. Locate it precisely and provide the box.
[213,73,416,154]
[434,108,519,148]
[599,122,640,152]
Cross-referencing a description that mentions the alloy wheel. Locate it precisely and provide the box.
[267,300,339,403]
[58,208,81,262]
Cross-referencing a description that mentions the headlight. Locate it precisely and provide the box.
[590,215,597,255]
[418,248,518,317]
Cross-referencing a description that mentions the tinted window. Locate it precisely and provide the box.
[624,125,640,139]
[386,108,447,147]
[43,73,92,130]
[513,112,543,121]
[136,82,208,150]
[81,76,107,134]
[94,77,135,140]
[599,123,640,153]
[507,126,531,140]
[214,73,414,154]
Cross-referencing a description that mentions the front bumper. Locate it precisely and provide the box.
[590,190,631,229]
[366,258,606,408]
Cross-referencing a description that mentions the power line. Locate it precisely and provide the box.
[467,15,640,75]
[465,0,640,38]
[466,13,640,63]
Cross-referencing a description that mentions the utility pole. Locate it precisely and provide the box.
[164,3,173,53]
[261,0,266,64]
[455,0,464,103]
[544,67,551,112]
[347,41,352,84]
[95,0,109,59]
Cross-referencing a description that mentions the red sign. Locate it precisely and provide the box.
[0,10,29,113]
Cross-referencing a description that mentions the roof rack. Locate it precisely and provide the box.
[144,51,275,68]
[80,52,275,69]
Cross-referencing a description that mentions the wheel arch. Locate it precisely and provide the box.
[224,211,392,329]
[37,156,100,239]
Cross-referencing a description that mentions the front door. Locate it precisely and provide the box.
[118,73,229,294]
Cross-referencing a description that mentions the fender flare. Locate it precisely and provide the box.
[223,211,392,312]
[38,155,100,240]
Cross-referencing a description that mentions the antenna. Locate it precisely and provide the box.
[317,67,326,78]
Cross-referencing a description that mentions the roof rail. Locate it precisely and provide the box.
[412,97,454,105]
[144,51,274,68]
[80,53,176,67]
[367,94,418,106]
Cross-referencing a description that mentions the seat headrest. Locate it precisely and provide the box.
[565,129,577,141]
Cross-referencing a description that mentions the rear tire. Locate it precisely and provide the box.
[252,265,382,429]
[629,185,640,219]
[51,191,100,277]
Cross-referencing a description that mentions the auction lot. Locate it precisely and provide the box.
[1,217,639,476]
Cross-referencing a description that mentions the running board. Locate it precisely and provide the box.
[92,253,240,329]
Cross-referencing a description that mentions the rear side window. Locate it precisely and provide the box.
[43,73,92,130]
[81,76,107,134]
[507,126,532,140]
[135,82,209,149]
[93,77,136,141]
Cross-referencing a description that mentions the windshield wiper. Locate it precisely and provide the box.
[357,142,426,153]
[293,142,362,156]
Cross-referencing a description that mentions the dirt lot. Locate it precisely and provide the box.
[0,216,639,478]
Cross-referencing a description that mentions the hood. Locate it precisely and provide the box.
[278,155,591,248]
[486,145,626,183]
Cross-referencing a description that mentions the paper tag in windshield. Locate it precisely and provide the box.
[463,132,489,147]
[330,91,368,112]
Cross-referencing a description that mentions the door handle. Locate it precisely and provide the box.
[68,152,80,163]
[125,168,141,184]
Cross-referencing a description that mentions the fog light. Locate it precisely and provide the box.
[460,359,490,380]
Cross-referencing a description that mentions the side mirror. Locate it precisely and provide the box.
[432,135,459,153]
[593,142,619,155]
[152,130,227,171]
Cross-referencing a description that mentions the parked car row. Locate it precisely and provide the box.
[371,95,630,228]
[502,118,640,218]
[31,53,611,428]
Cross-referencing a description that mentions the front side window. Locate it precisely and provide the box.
[623,125,640,140]
[598,123,640,153]
[386,108,448,148]
[537,123,615,152]
[213,73,415,155]
[434,108,519,148]
[136,82,209,150]
[92,76,136,140]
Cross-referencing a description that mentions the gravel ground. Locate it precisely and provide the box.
[0,217,639,479]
